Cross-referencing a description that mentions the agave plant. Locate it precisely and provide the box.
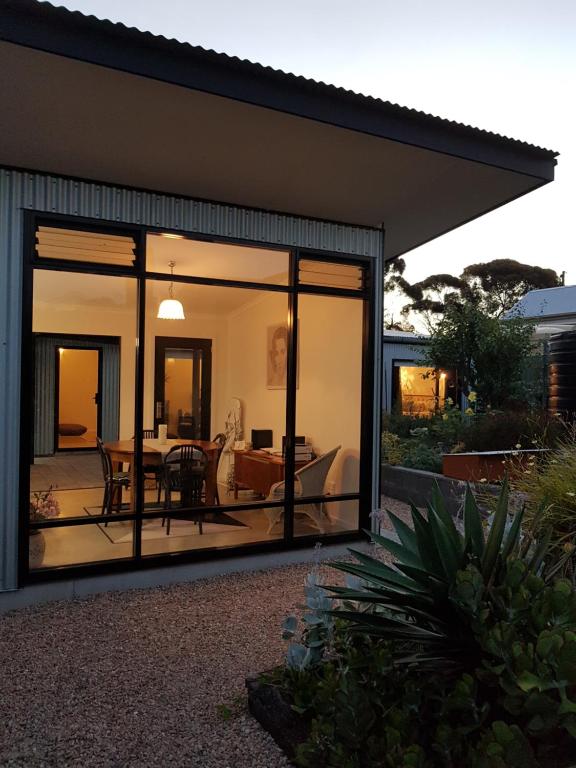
[328,480,550,670]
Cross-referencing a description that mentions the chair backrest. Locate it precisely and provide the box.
[96,436,112,482]
[294,445,341,498]
[164,445,207,504]
[142,429,156,439]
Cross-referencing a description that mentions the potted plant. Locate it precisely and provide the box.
[29,486,60,568]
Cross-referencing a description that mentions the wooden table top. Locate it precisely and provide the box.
[104,439,219,455]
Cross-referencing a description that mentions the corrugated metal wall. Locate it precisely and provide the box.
[0,168,383,591]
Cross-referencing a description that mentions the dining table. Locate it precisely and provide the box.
[103,438,220,511]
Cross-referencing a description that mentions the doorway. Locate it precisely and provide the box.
[56,347,102,450]
[154,337,212,440]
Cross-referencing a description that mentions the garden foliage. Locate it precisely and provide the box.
[274,483,576,767]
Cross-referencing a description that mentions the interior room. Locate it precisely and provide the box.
[393,365,447,415]
[29,228,366,569]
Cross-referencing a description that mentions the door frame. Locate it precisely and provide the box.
[54,345,103,452]
[154,336,212,440]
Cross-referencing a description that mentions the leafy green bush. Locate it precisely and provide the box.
[402,443,443,473]
[461,411,564,453]
[381,430,406,466]
[511,429,576,578]
[273,483,576,766]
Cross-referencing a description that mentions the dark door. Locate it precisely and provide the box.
[55,346,102,451]
[154,337,212,440]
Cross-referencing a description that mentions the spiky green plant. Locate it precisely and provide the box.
[328,480,550,671]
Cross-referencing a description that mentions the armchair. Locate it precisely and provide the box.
[265,445,341,534]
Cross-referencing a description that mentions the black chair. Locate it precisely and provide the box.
[142,429,164,503]
[96,437,130,524]
[162,445,208,535]
[212,432,227,505]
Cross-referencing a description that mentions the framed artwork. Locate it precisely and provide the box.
[267,323,298,389]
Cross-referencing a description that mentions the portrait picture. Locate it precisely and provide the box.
[266,323,298,389]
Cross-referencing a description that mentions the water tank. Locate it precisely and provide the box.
[548,330,576,419]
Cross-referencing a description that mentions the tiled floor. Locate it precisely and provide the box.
[30,452,103,491]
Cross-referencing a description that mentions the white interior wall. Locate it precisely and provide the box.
[226,290,363,521]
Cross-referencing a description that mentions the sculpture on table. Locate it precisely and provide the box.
[218,398,243,490]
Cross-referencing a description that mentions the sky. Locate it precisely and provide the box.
[57,0,576,316]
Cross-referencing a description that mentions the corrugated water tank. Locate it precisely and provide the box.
[548,330,576,418]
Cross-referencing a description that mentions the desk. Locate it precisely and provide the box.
[104,439,219,511]
[233,450,309,498]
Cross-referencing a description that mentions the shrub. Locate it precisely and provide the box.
[274,483,576,766]
[381,430,406,465]
[511,429,576,578]
[402,443,443,473]
[461,411,565,453]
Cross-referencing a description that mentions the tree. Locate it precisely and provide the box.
[425,302,536,409]
[461,259,561,317]
[398,259,560,322]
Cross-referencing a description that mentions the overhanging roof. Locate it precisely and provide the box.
[0,0,558,259]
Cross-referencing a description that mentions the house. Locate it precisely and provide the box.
[508,285,576,412]
[0,0,557,606]
[509,285,576,337]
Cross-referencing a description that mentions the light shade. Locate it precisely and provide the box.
[157,298,185,320]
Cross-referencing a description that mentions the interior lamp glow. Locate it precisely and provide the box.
[157,261,185,320]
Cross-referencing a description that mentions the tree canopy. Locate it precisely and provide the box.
[425,302,537,409]
[397,258,561,322]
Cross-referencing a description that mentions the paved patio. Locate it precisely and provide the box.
[0,498,410,767]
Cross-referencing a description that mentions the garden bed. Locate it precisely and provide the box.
[442,447,549,482]
[246,673,307,762]
[381,463,499,515]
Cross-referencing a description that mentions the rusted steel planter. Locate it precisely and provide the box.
[442,448,548,483]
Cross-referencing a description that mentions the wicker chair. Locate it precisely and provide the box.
[265,446,341,533]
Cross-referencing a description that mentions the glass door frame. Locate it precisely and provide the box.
[19,210,376,584]
[153,336,212,440]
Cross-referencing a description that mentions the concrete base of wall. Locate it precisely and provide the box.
[381,463,496,516]
[0,541,364,614]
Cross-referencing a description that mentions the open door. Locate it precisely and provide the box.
[55,347,102,450]
[154,337,212,439]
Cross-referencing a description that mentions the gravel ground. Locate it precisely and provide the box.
[0,498,412,768]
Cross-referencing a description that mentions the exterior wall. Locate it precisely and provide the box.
[0,168,383,592]
[382,337,430,412]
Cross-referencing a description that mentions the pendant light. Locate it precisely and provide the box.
[157,261,185,320]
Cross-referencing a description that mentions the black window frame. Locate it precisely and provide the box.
[19,211,375,584]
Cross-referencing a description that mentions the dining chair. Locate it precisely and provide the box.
[265,446,341,533]
[141,429,163,502]
[162,444,208,535]
[96,437,130,524]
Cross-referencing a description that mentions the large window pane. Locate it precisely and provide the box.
[294,293,363,536]
[29,269,138,568]
[146,233,289,285]
[138,280,289,549]
[29,521,134,570]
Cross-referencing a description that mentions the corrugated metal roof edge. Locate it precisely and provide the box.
[4,0,558,160]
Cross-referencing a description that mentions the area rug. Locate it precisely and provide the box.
[85,506,248,543]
